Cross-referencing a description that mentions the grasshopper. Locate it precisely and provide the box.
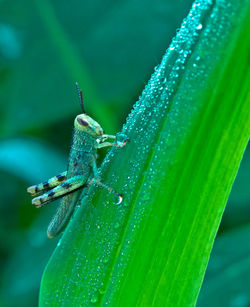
[27,83,129,238]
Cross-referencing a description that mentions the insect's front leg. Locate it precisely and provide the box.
[32,175,86,208]
[100,134,116,141]
[96,132,129,149]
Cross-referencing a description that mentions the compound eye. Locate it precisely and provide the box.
[77,117,89,126]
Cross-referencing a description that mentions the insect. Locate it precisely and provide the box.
[27,83,129,238]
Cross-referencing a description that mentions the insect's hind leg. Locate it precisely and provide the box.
[27,171,67,196]
[90,159,123,204]
[32,175,86,207]
[90,178,123,205]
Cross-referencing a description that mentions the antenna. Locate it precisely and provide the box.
[75,82,86,113]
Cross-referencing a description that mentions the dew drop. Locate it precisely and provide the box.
[99,287,106,295]
[116,194,123,205]
[90,295,98,304]
[196,23,203,30]
[114,222,120,229]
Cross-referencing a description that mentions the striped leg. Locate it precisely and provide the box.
[27,171,67,196]
[32,175,85,208]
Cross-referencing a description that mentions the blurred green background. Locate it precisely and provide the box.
[0,1,249,306]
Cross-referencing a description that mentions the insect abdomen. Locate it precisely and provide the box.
[47,190,83,238]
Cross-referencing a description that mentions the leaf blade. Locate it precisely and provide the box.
[40,0,250,306]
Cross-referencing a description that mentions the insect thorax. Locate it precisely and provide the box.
[71,128,97,153]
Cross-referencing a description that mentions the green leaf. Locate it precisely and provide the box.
[40,0,250,306]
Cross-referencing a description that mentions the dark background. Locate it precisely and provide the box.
[0,1,249,306]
